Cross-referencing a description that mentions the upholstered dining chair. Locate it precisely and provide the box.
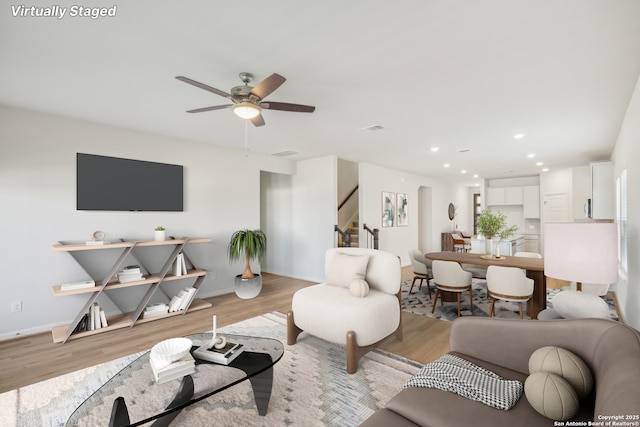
[288,248,402,374]
[486,265,534,319]
[431,260,473,317]
[408,249,432,297]
[514,251,542,258]
[451,233,471,252]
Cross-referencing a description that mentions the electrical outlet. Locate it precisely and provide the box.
[11,301,22,313]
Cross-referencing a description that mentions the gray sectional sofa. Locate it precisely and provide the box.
[360,317,640,427]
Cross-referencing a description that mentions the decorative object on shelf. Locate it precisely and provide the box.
[382,192,395,227]
[86,230,106,246]
[228,229,267,299]
[397,193,408,226]
[154,226,166,241]
[476,209,518,258]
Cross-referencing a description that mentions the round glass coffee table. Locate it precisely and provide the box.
[65,334,284,427]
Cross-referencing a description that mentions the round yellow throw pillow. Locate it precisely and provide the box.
[529,346,593,399]
[349,279,370,297]
[525,372,579,420]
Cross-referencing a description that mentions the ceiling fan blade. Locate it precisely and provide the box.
[251,114,266,127]
[263,101,315,113]
[175,76,231,99]
[186,105,233,113]
[250,73,286,100]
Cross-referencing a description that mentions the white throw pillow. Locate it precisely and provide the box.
[552,290,610,319]
[349,279,370,297]
[326,253,369,288]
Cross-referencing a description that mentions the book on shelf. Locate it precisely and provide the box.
[117,266,144,283]
[60,279,95,291]
[173,253,188,277]
[169,289,188,312]
[150,352,195,384]
[99,308,108,328]
[177,287,197,311]
[143,303,169,318]
[193,341,243,365]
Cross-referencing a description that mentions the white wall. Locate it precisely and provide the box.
[260,171,294,277]
[610,75,640,330]
[0,105,296,338]
[358,163,469,265]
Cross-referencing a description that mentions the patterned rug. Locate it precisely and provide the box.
[0,312,421,427]
[401,279,619,322]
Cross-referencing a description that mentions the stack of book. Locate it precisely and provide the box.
[150,352,195,384]
[73,302,108,333]
[143,303,169,318]
[168,287,197,312]
[194,340,243,365]
[117,265,144,283]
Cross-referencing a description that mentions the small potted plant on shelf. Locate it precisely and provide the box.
[154,226,166,241]
[476,209,517,257]
[228,229,267,299]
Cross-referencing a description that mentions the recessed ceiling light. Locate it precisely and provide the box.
[527,153,535,158]
[536,161,544,166]
[431,147,440,152]
[542,167,549,172]
[443,163,450,168]
[514,133,525,140]
[473,174,479,178]
[461,170,467,174]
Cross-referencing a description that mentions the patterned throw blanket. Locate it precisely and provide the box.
[402,354,523,410]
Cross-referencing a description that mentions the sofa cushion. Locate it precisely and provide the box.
[525,372,579,420]
[291,283,399,346]
[326,252,369,288]
[349,279,370,297]
[529,346,593,399]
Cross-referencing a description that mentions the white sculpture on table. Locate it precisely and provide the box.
[208,315,227,350]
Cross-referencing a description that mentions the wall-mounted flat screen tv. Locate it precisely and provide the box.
[77,153,183,211]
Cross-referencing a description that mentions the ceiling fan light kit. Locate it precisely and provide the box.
[233,101,261,119]
[176,72,315,127]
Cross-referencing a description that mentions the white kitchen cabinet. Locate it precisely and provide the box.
[591,162,614,219]
[524,234,540,253]
[523,185,540,218]
[505,187,523,205]
[487,186,523,206]
[487,187,505,205]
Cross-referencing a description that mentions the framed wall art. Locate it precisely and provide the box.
[382,191,395,227]
[397,193,408,226]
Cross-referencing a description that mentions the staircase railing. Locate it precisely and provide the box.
[362,224,379,249]
[338,185,358,211]
[334,225,353,247]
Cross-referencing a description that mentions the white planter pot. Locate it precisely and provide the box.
[154,230,166,241]
[485,238,493,256]
[234,274,262,299]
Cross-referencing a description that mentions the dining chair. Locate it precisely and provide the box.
[431,260,473,317]
[451,233,471,252]
[408,249,432,298]
[486,265,534,319]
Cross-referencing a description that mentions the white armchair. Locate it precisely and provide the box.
[287,248,402,374]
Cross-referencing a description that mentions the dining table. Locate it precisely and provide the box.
[424,251,546,319]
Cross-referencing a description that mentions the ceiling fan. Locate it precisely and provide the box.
[175,72,315,127]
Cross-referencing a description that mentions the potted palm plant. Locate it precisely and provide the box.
[228,229,267,299]
[476,209,517,257]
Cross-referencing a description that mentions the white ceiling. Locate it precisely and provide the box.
[2,0,640,186]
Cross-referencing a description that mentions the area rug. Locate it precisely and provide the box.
[0,312,421,427]
[402,279,619,322]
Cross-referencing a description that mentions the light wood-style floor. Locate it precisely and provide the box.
[0,267,450,394]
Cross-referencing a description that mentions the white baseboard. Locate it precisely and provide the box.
[0,320,69,342]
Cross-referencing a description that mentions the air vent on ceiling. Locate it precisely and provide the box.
[358,124,385,132]
[271,150,298,157]
[457,149,471,153]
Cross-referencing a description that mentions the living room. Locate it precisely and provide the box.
[1,1,640,426]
